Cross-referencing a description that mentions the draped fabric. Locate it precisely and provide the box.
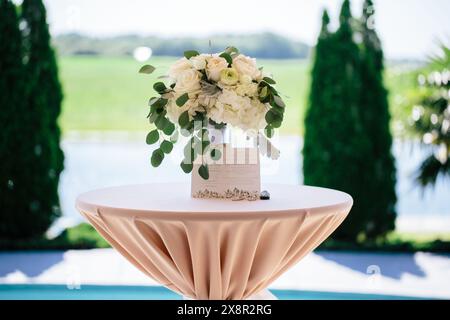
[77,184,352,300]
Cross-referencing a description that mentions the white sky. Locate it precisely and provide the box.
[41,0,450,60]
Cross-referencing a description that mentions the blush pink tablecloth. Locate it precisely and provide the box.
[76,183,352,300]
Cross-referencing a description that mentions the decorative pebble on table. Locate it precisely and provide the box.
[260,190,270,200]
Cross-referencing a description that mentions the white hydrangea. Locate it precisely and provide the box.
[208,90,267,131]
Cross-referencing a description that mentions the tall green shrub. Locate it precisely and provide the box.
[303,0,371,241]
[358,0,396,238]
[0,0,31,238]
[303,10,334,188]
[0,0,65,239]
[22,0,64,177]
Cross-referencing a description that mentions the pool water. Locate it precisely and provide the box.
[0,285,426,300]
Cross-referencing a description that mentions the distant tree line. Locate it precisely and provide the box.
[54,32,310,59]
[0,0,63,240]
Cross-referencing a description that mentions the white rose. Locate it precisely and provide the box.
[174,69,201,94]
[240,74,252,85]
[236,82,258,97]
[219,68,239,86]
[190,54,207,70]
[168,58,192,80]
[206,56,228,82]
[232,54,261,80]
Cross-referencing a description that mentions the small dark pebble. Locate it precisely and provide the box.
[260,190,270,200]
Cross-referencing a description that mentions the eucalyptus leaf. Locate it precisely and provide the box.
[259,86,268,99]
[184,50,200,59]
[152,98,168,109]
[149,111,159,124]
[219,52,233,65]
[180,160,193,174]
[160,140,174,154]
[271,119,282,128]
[155,115,169,131]
[265,109,281,124]
[146,130,159,145]
[162,121,175,136]
[273,95,286,108]
[183,140,197,163]
[148,97,159,106]
[178,110,190,128]
[225,46,239,55]
[210,148,222,161]
[198,164,209,180]
[176,93,189,107]
[263,77,276,84]
[151,149,164,167]
[265,126,274,138]
[270,104,284,115]
[139,65,155,74]
[201,140,210,154]
[153,82,167,94]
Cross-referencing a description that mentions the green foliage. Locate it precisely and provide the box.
[180,160,193,174]
[153,81,167,94]
[176,93,189,107]
[151,149,164,167]
[146,130,159,144]
[357,0,397,238]
[0,0,63,240]
[210,148,221,161]
[184,50,199,59]
[160,140,173,154]
[8,0,64,240]
[259,80,286,129]
[178,111,190,128]
[303,1,395,242]
[219,52,233,65]
[0,223,111,250]
[319,233,450,253]
[0,0,30,239]
[409,43,450,187]
[138,64,155,74]
[198,164,209,180]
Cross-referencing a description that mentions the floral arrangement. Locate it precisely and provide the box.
[139,47,285,179]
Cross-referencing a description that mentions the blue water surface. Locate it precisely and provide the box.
[0,284,428,300]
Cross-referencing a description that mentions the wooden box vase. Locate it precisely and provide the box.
[191,144,261,200]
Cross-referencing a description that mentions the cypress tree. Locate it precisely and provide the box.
[22,0,64,176]
[3,0,64,239]
[358,0,396,238]
[0,0,31,238]
[303,10,334,188]
[303,1,371,241]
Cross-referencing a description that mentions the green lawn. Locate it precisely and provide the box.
[59,56,309,135]
[58,56,416,136]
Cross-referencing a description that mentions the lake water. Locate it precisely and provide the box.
[52,135,450,235]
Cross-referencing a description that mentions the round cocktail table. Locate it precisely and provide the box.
[76,183,352,300]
